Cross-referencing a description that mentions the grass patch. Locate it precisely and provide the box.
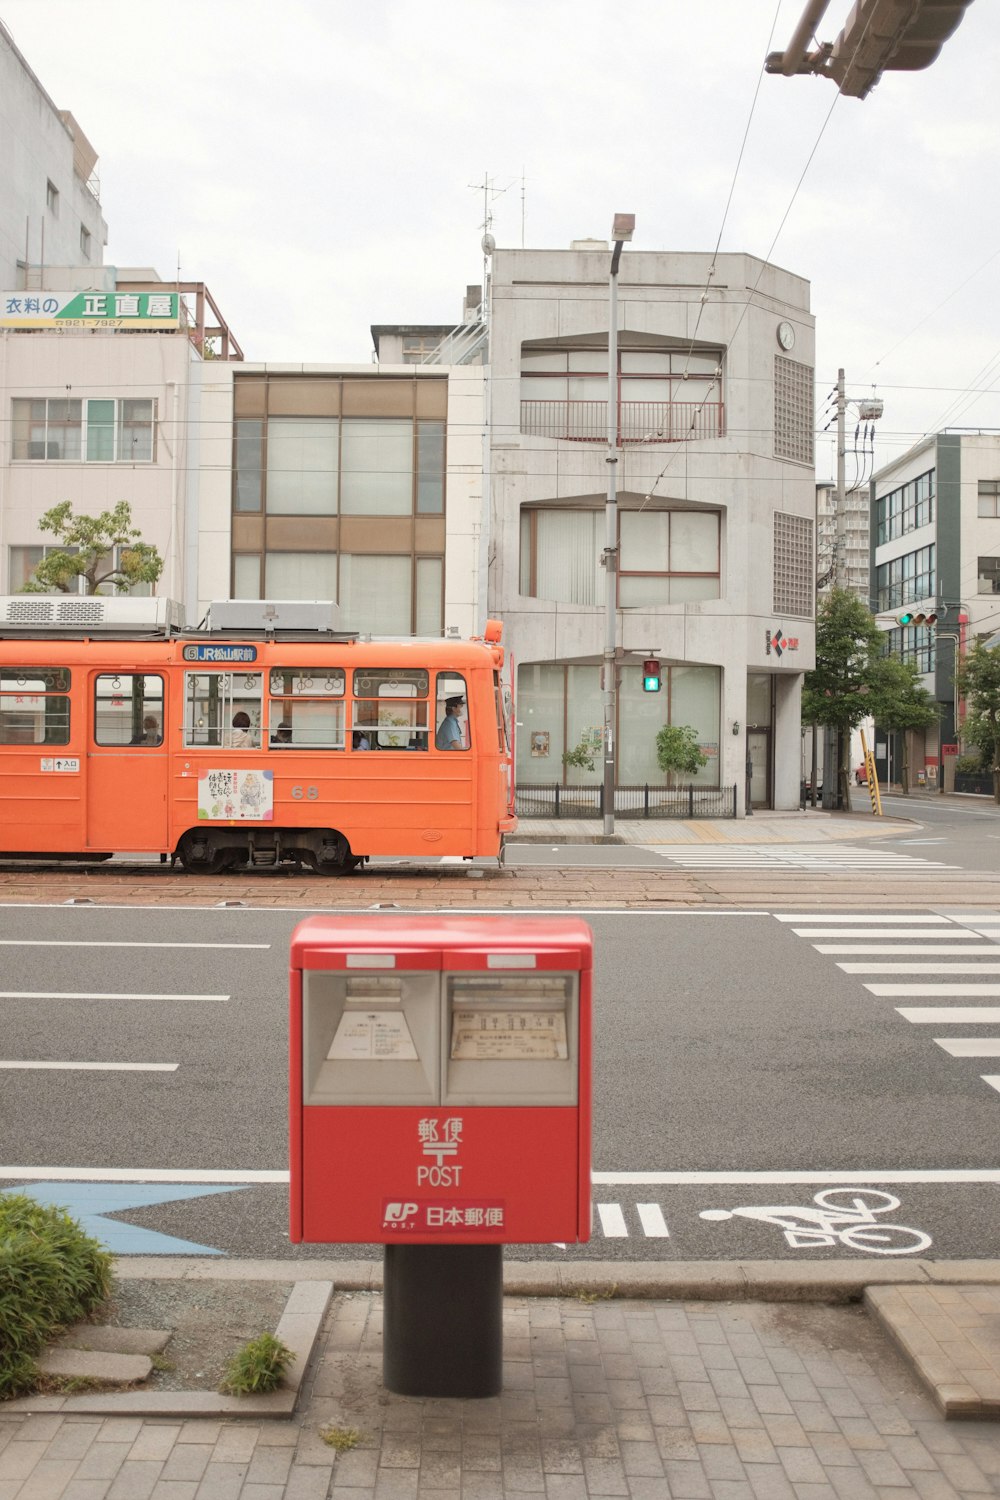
[574,1283,619,1303]
[0,1194,112,1401]
[320,1425,363,1452]
[219,1333,295,1395]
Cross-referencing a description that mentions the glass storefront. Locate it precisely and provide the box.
[516,661,721,786]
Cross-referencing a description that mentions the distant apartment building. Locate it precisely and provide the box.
[816,482,871,601]
[871,430,1000,783]
[482,241,817,811]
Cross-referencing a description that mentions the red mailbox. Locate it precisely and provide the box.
[289,914,592,1247]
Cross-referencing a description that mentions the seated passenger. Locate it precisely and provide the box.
[270,721,293,746]
[352,730,371,750]
[130,715,160,745]
[228,711,254,748]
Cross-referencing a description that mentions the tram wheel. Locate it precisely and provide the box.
[176,834,238,875]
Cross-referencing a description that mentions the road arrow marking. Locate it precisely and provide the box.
[1,1181,247,1255]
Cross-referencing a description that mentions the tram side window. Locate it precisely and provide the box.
[184,672,263,748]
[0,667,71,745]
[435,673,470,751]
[352,668,430,750]
[94,674,164,746]
[267,668,345,749]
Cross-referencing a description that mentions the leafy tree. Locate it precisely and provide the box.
[871,655,939,795]
[21,501,163,596]
[801,589,886,812]
[655,723,709,784]
[955,640,1000,803]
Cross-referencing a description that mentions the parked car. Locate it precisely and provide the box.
[855,763,868,785]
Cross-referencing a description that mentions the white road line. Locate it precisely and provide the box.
[0,992,229,1002]
[935,1039,1000,1057]
[897,1007,1000,1023]
[2,1165,998,1186]
[0,1061,178,1072]
[815,944,999,955]
[983,1076,1000,1094]
[636,1203,670,1237]
[0,941,270,949]
[792,928,976,939]
[592,1169,1000,1184]
[0,1166,289,1183]
[840,962,1000,974]
[776,914,952,923]
[867,983,1000,996]
[596,1204,628,1237]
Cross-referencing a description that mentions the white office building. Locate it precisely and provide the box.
[484,242,817,811]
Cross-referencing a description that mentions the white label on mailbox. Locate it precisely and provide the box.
[451,1008,568,1060]
[328,1011,418,1060]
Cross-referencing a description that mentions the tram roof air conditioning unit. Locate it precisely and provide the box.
[205,599,342,632]
[0,595,185,630]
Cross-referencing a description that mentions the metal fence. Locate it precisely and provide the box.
[515,784,739,819]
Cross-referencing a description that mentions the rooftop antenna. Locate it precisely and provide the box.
[469,172,508,311]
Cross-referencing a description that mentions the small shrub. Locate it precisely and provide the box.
[955,753,987,776]
[219,1332,295,1395]
[320,1425,363,1451]
[0,1193,112,1400]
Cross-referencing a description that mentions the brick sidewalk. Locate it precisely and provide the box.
[3,1292,999,1498]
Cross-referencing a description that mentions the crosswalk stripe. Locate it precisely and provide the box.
[897,1007,1000,1023]
[983,1076,1000,1094]
[815,944,999,954]
[839,963,1000,974]
[935,1039,1000,1057]
[776,914,951,923]
[596,1203,628,1237]
[866,983,1000,996]
[636,1203,669,1237]
[792,928,975,939]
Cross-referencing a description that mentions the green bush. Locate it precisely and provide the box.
[955,752,987,776]
[219,1332,295,1395]
[0,1194,112,1399]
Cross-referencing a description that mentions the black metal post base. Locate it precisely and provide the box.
[383,1243,503,1397]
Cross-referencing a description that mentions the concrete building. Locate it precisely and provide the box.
[817,481,871,601]
[870,430,1000,786]
[484,242,817,811]
[0,18,107,289]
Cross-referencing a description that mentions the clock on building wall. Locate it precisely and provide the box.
[777,321,796,351]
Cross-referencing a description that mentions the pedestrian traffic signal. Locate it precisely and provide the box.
[642,658,661,692]
[896,611,937,626]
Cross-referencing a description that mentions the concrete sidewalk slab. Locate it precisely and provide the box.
[509,809,915,845]
[867,1283,1000,1419]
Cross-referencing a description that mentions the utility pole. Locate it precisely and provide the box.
[823,369,847,809]
[602,215,634,838]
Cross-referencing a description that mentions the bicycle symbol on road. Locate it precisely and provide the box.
[700,1189,931,1256]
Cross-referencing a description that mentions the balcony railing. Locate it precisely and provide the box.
[520,399,724,444]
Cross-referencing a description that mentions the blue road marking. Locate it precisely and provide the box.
[2,1181,248,1255]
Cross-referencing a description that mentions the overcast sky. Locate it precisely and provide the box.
[2,0,998,484]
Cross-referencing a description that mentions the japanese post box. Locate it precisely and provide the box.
[289,914,592,1245]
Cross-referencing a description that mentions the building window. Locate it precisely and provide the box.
[773,512,814,619]
[264,551,337,601]
[885,625,934,674]
[11,398,155,462]
[519,508,720,607]
[46,180,59,214]
[978,556,1000,594]
[773,355,814,466]
[876,544,935,611]
[266,417,339,515]
[876,470,934,543]
[978,480,1000,518]
[520,342,724,444]
[9,544,153,596]
[79,225,91,258]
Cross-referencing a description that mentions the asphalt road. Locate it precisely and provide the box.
[1,902,996,1265]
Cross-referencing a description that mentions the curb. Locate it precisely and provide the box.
[3,1279,333,1421]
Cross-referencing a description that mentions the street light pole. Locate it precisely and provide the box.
[603,214,634,838]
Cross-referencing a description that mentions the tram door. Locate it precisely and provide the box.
[86,672,169,851]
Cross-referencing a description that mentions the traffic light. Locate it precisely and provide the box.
[897,611,938,626]
[642,658,661,692]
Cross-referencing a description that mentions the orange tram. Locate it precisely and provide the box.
[0,596,516,874]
